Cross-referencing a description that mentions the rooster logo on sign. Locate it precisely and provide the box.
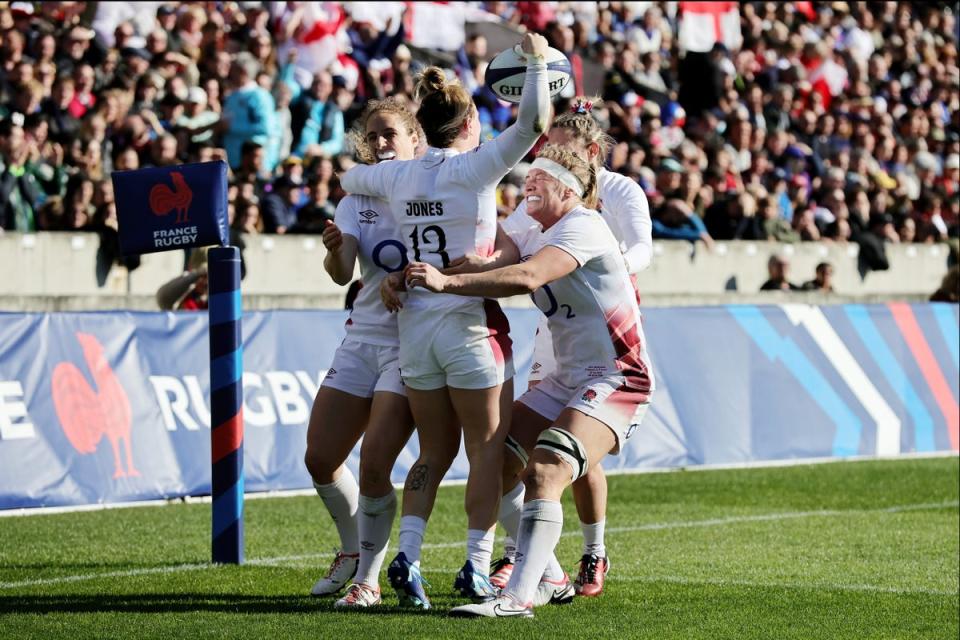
[51,333,139,479]
[149,171,193,224]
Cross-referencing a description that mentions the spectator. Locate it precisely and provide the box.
[760,253,801,292]
[260,174,303,234]
[288,175,335,234]
[897,217,917,244]
[177,86,219,145]
[156,246,210,311]
[758,195,800,243]
[802,262,836,293]
[222,52,275,171]
[290,70,344,159]
[929,267,960,303]
[272,82,294,162]
[705,192,763,241]
[497,183,520,221]
[858,213,898,276]
[652,198,715,249]
[0,114,42,231]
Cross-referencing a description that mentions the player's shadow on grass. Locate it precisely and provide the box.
[0,594,462,617]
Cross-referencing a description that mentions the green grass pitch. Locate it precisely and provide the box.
[0,457,957,639]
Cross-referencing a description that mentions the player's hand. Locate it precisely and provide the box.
[380,272,405,312]
[322,220,343,252]
[445,253,492,275]
[520,33,548,59]
[405,261,446,293]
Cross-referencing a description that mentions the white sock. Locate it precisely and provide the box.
[581,519,606,557]
[313,468,359,554]
[354,491,397,587]
[498,481,525,562]
[503,537,517,562]
[397,515,427,565]
[499,483,562,579]
[466,528,495,576]
[505,499,563,606]
[541,554,565,581]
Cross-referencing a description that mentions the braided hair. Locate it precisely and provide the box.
[551,96,614,170]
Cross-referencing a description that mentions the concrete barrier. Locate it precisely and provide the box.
[1,232,951,305]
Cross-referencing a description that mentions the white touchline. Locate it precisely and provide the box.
[1,500,956,591]
[611,575,958,597]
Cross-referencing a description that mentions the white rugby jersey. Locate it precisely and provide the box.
[501,168,653,274]
[514,206,655,397]
[341,61,549,312]
[334,194,404,347]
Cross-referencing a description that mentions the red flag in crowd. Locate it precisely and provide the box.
[678,1,742,53]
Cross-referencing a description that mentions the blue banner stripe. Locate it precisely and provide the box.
[209,291,241,326]
[212,447,243,493]
[845,305,935,452]
[211,349,242,391]
[209,319,241,360]
[932,304,960,372]
[212,476,244,539]
[211,384,242,422]
[728,306,862,456]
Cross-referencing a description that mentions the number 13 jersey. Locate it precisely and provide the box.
[340,145,517,312]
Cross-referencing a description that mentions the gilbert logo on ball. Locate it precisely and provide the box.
[485,46,572,104]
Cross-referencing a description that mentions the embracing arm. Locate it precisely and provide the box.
[443,223,521,274]
[339,159,396,198]
[613,178,654,273]
[407,245,578,298]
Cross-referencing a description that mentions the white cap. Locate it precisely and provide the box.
[186,86,207,104]
[946,154,960,170]
[914,151,937,172]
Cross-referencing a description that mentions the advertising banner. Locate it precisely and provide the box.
[0,304,956,510]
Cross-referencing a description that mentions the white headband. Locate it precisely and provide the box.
[530,157,585,197]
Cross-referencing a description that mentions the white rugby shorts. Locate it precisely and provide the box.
[398,300,514,391]
[320,338,405,398]
[518,373,650,453]
[528,314,557,383]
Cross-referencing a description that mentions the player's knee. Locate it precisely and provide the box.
[534,427,589,483]
[420,431,461,462]
[303,446,337,483]
[523,457,570,495]
[358,459,390,494]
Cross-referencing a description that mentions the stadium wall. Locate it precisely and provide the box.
[0,305,957,510]
[1,232,952,301]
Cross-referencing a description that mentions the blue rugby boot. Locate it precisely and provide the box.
[387,552,431,610]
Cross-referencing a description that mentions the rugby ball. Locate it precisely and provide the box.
[484,46,572,104]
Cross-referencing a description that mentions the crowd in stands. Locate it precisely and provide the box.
[0,1,956,289]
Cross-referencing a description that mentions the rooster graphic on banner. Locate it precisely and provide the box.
[149,171,193,224]
[51,333,140,479]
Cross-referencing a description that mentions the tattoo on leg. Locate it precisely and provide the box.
[405,464,428,491]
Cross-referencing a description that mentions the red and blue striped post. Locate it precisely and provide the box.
[208,246,244,564]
